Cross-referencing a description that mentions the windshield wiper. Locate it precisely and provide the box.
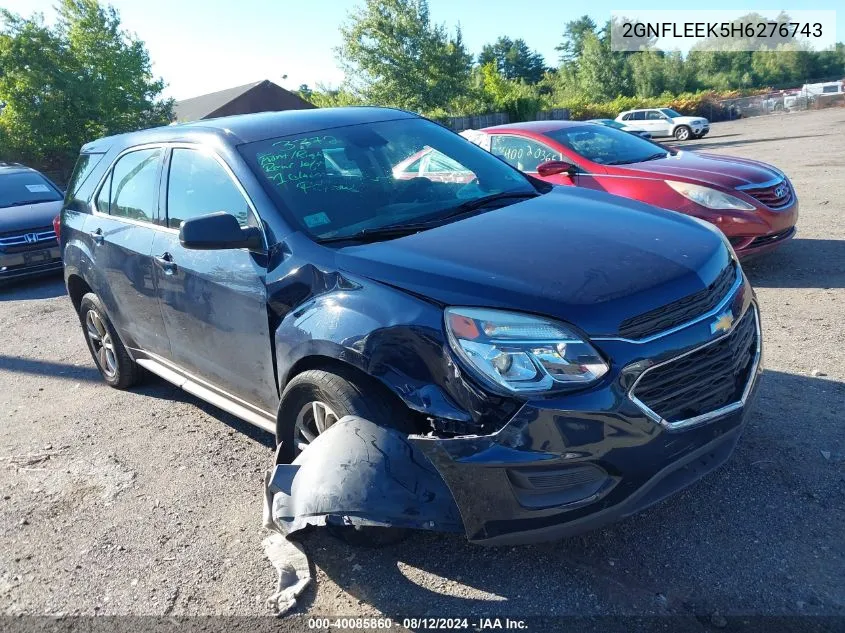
[317,221,443,244]
[449,190,539,214]
[317,190,540,245]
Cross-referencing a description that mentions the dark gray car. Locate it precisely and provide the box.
[0,163,63,283]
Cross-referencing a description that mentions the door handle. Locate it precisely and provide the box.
[90,228,104,244]
[154,252,177,275]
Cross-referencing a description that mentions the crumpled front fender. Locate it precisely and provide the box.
[265,416,463,535]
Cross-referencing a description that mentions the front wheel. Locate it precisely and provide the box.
[674,126,692,141]
[276,367,412,547]
[78,293,140,389]
[277,367,407,462]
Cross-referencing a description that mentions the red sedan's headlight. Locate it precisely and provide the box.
[666,181,755,211]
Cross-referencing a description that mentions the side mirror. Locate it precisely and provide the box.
[179,211,263,251]
[537,160,576,177]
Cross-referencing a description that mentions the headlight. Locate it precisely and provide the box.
[666,180,755,211]
[445,308,608,394]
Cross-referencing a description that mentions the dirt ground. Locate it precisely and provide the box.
[1,108,843,628]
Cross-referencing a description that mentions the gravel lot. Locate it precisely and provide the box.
[1,108,843,627]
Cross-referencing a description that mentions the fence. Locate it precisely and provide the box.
[713,90,845,121]
[444,108,570,132]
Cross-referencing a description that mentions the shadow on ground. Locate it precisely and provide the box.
[0,354,276,448]
[295,369,844,618]
[743,238,845,289]
[0,273,65,301]
[682,133,829,151]
[133,376,276,448]
[0,355,100,382]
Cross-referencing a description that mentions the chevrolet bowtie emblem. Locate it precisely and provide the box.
[711,311,734,334]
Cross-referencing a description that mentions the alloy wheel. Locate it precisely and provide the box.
[293,400,339,453]
[85,309,117,378]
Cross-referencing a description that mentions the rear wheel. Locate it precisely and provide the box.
[79,293,139,389]
[674,125,692,141]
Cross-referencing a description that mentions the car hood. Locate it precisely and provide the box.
[0,200,63,234]
[335,188,730,337]
[674,116,708,125]
[617,151,782,191]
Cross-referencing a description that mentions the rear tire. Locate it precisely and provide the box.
[674,125,692,141]
[78,293,139,389]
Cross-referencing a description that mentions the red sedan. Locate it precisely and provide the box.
[399,121,798,258]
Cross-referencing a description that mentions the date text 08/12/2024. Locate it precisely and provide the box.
[307,617,529,630]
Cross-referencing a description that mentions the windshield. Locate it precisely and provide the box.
[240,117,535,240]
[0,171,62,208]
[660,108,683,118]
[544,125,669,165]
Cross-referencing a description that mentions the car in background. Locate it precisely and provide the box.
[587,118,651,139]
[616,108,709,141]
[60,107,761,545]
[784,81,844,110]
[456,121,797,258]
[0,162,64,283]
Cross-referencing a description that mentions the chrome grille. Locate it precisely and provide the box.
[631,306,759,428]
[742,179,793,209]
[0,228,57,246]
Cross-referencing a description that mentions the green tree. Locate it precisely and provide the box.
[555,16,597,65]
[473,62,541,120]
[577,31,630,100]
[336,0,472,113]
[0,0,172,179]
[478,37,546,84]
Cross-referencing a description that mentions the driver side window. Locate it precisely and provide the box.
[646,111,664,120]
[166,149,253,230]
[490,136,560,172]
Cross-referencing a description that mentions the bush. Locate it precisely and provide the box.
[555,89,768,122]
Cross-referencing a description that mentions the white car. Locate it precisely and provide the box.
[616,108,709,141]
[586,119,652,139]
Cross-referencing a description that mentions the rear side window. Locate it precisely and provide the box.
[65,153,105,207]
[630,111,645,121]
[166,148,252,229]
[490,135,560,172]
[98,148,162,223]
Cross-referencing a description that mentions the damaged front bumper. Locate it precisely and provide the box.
[267,296,762,546]
[266,390,757,546]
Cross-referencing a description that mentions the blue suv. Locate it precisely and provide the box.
[59,108,761,544]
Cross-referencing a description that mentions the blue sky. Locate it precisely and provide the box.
[3,0,842,100]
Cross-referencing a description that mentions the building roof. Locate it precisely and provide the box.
[173,81,263,122]
[173,80,314,122]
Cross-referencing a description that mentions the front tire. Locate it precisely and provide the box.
[276,367,407,463]
[276,367,413,547]
[674,125,691,141]
[78,293,140,389]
